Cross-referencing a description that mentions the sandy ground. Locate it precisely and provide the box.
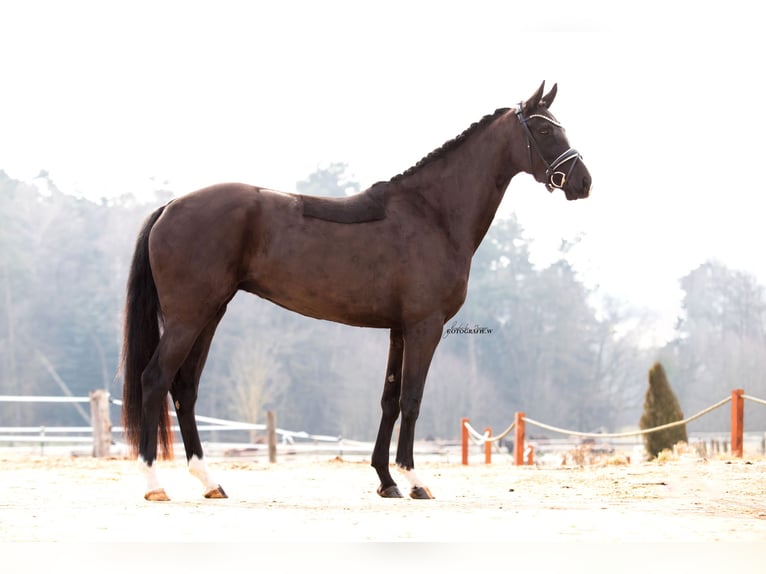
[2,453,766,572]
[1,452,766,543]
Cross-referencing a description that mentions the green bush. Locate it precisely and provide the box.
[639,362,688,458]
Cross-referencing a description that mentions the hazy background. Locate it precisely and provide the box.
[3,0,764,341]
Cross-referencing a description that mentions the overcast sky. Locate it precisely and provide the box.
[1,1,763,343]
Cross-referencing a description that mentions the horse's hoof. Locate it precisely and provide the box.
[410,486,434,500]
[144,488,170,501]
[204,485,228,499]
[377,484,404,498]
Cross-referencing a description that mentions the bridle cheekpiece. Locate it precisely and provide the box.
[515,103,582,192]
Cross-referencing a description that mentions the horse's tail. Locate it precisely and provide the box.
[120,204,174,460]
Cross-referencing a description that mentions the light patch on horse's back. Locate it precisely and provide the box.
[255,185,295,198]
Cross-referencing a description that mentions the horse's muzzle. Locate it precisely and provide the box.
[564,174,591,200]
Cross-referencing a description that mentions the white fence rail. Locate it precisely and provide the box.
[0,393,355,458]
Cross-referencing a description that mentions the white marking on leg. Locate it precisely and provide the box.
[396,464,425,489]
[189,455,219,492]
[138,456,163,493]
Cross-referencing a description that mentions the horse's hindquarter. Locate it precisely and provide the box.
[243,189,470,328]
[148,184,262,321]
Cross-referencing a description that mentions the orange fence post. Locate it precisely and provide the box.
[731,389,744,458]
[484,427,492,464]
[513,412,525,466]
[461,417,469,465]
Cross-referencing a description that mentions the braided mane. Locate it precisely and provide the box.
[390,107,510,182]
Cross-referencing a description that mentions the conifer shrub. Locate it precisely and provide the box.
[639,362,688,459]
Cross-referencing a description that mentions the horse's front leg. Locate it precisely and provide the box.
[395,316,443,500]
[371,329,404,498]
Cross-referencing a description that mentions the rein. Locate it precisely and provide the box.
[515,104,582,192]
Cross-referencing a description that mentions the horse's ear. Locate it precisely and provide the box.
[522,82,546,113]
[541,83,557,108]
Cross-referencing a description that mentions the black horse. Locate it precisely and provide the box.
[121,82,591,500]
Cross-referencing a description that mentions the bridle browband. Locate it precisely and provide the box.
[515,103,582,192]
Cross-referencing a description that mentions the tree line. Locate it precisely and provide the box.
[2,165,764,441]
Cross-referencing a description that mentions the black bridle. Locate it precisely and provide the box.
[516,103,582,192]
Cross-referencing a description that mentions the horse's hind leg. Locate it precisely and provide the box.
[138,322,202,501]
[371,329,404,498]
[171,307,228,499]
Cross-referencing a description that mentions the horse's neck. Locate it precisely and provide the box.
[406,113,521,252]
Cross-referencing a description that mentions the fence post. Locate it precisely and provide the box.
[731,389,744,458]
[89,389,111,458]
[267,410,277,463]
[484,427,492,464]
[461,417,469,465]
[514,412,525,466]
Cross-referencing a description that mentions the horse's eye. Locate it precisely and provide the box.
[538,128,550,136]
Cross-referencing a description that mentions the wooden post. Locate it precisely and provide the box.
[526,444,534,465]
[514,412,525,466]
[484,427,492,464]
[461,417,469,465]
[731,389,744,458]
[89,389,111,458]
[267,410,277,463]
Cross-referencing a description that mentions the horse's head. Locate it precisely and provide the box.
[516,82,591,200]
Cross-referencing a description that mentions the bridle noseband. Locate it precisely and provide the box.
[515,103,582,192]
